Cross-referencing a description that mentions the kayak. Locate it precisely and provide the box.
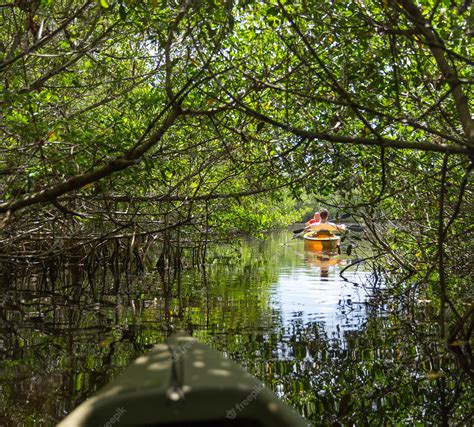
[59,334,309,427]
[304,232,340,253]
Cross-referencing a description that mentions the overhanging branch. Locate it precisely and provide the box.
[237,104,471,156]
[396,0,474,146]
[0,108,180,215]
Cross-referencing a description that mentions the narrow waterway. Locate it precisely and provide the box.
[0,231,471,425]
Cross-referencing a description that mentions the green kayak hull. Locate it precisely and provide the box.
[58,334,310,426]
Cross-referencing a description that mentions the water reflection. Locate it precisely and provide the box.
[0,231,471,426]
[265,241,376,353]
[304,251,345,278]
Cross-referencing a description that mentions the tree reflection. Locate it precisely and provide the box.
[0,231,472,425]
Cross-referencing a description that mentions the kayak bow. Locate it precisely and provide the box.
[59,334,309,427]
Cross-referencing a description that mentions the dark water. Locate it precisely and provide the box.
[0,231,472,426]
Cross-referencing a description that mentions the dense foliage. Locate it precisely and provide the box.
[0,0,472,393]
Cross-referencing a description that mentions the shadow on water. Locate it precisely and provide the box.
[0,231,472,425]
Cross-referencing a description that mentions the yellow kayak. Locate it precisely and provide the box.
[304,231,341,253]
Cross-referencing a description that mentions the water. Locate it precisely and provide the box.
[0,231,471,425]
[273,259,372,343]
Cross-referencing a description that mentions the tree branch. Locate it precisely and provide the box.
[0,0,94,72]
[236,102,471,156]
[396,0,474,146]
[0,108,181,215]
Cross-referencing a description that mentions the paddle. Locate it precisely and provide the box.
[292,223,365,235]
[293,212,354,235]
[346,224,365,232]
[292,227,306,235]
[339,213,352,219]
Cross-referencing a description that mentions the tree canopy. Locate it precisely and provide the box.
[0,0,472,271]
[0,0,473,418]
